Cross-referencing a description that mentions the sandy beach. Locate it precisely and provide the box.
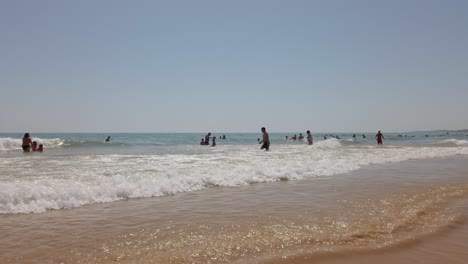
[3,1,468,263]
[1,155,467,263]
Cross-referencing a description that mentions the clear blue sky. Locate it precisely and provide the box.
[1,0,467,133]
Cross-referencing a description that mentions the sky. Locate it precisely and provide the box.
[1,0,467,133]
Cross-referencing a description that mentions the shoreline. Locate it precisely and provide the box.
[1,156,467,263]
[266,213,468,264]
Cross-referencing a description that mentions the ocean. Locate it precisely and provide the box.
[1,131,468,263]
[1,131,467,214]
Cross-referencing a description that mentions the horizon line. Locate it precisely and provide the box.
[1,129,466,134]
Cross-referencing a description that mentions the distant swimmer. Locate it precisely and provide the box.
[285,136,289,140]
[259,127,270,151]
[22,133,32,152]
[211,137,216,147]
[222,135,226,140]
[362,134,366,139]
[352,134,356,140]
[376,130,384,145]
[105,136,111,142]
[200,138,205,145]
[291,134,297,140]
[306,130,313,145]
[324,136,327,140]
[298,133,304,140]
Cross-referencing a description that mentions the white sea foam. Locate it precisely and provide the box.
[0,138,21,151]
[438,139,468,146]
[0,142,467,214]
[0,137,63,151]
[314,138,342,149]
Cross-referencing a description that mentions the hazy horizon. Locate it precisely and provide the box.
[1,129,466,134]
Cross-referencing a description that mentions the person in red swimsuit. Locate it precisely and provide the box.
[376,131,384,145]
[36,144,44,152]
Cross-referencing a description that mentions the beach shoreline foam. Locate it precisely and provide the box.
[1,156,467,263]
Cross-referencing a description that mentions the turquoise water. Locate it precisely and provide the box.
[1,131,467,214]
[1,131,467,155]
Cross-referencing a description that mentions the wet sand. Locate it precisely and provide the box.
[268,218,468,264]
[1,156,467,263]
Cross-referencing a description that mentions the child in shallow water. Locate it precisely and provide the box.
[32,141,38,151]
[36,144,44,152]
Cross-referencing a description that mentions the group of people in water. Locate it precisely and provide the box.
[200,133,228,146]
[284,130,314,145]
[200,128,385,151]
[285,134,304,141]
[21,133,44,152]
[21,129,384,153]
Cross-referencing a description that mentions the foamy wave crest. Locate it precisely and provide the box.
[437,139,468,147]
[1,143,467,214]
[0,138,22,151]
[314,138,342,149]
[0,137,63,151]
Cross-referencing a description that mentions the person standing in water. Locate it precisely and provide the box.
[259,127,270,151]
[211,137,216,147]
[22,133,32,152]
[204,132,211,145]
[105,136,111,142]
[306,130,313,145]
[376,130,384,145]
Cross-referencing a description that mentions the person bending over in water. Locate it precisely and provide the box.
[307,130,313,145]
[259,127,270,151]
[22,133,32,152]
[105,136,111,142]
[376,131,384,145]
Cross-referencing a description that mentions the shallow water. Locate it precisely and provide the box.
[1,156,467,263]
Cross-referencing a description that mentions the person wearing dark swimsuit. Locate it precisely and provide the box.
[22,133,32,152]
[204,132,211,145]
[259,127,270,151]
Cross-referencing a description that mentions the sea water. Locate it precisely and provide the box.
[1,131,467,214]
